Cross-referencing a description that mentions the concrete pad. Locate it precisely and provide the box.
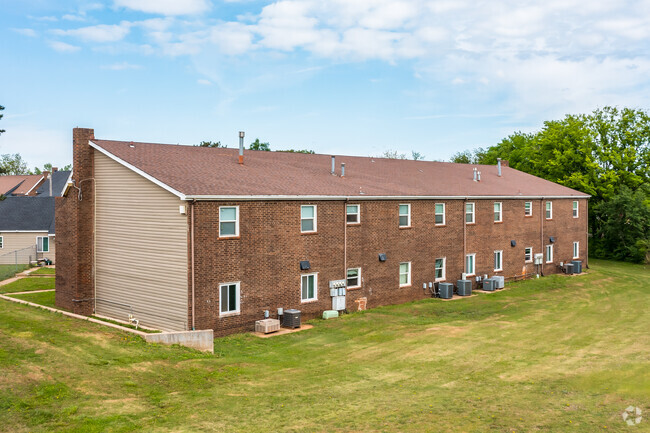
[252,324,314,338]
[145,330,214,353]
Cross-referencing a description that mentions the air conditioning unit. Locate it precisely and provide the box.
[492,275,505,289]
[456,280,472,296]
[571,260,582,274]
[564,263,574,275]
[438,283,454,299]
[255,319,280,334]
[482,278,496,291]
[534,253,544,265]
[283,309,301,328]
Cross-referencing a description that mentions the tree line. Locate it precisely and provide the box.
[451,107,650,263]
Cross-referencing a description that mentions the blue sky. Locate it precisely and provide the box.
[2,0,650,169]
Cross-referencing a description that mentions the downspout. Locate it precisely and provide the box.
[539,197,546,277]
[463,198,467,275]
[191,200,196,330]
[344,199,348,285]
[585,199,589,269]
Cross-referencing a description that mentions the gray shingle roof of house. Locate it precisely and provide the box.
[36,170,71,197]
[0,196,55,234]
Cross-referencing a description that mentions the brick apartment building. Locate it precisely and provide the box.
[56,128,589,335]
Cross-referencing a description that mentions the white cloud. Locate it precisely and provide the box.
[197,79,212,85]
[53,22,132,43]
[48,41,81,53]
[12,28,37,37]
[62,14,86,22]
[101,62,142,70]
[209,22,255,55]
[113,0,210,16]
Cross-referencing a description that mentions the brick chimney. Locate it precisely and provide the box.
[55,128,95,315]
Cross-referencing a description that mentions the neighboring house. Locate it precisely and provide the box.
[57,128,589,334]
[0,174,45,197]
[0,170,70,265]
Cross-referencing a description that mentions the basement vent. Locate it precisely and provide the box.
[510,240,516,247]
[378,253,387,262]
[549,236,556,243]
[299,261,311,270]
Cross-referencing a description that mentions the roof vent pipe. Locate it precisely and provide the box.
[473,167,477,181]
[477,171,481,181]
[341,163,346,177]
[48,172,52,197]
[497,158,502,176]
[238,131,245,165]
[331,156,335,175]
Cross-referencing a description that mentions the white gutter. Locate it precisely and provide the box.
[61,171,73,196]
[25,176,45,195]
[89,141,186,200]
[182,194,591,201]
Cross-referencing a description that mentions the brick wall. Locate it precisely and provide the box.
[55,128,95,315]
[192,197,588,336]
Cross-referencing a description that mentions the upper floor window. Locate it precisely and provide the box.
[524,201,532,217]
[37,236,49,253]
[399,204,411,227]
[435,257,446,281]
[465,253,476,276]
[545,201,553,220]
[301,205,317,233]
[466,202,475,224]
[219,206,239,238]
[346,204,360,224]
[347,268,361,288]
[525,247,533,262]
[494,202,502,222]
[494,250,503,271]
[301,273,317,301]
[435,203,445,225]
[573,201,579,218]
[219,282,240,315]
[399,262,411,286]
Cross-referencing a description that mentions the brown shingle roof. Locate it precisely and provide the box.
[0,175,44,196]
[90,139,589,199]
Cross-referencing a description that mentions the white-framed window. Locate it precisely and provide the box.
[219,282,240,315]
[36,236,49,253]
[573,242,579,259]
[301,205,317,233]
[435,203,445,225]
[525,247,533,262]
[545,201,553,220]
[346,204,360,224]
[435,257,446,281]
[466,202,475,224]
[573,201,579,218]
[546,244,553,263]
[219,206,239,238]
[524,201,532,217]
[465,253,476,276]
[494,202,502,222]
[399,262,411,286]
[399,204,411,227]
[494,250,503,271]
[301,273,318,302]
[347,268,361,288]
[0,236,3,249]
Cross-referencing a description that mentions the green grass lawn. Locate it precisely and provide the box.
[30,267,56,275]
[8,290,56,308]
[0,263,30,281]
[0,259,648,432]
[0,277,55,294]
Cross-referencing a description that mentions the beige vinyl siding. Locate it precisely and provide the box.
[0,232,55,264]
[94,151,188,331]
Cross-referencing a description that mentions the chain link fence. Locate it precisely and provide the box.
[0,246,37,281]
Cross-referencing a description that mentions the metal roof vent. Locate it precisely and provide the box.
[299,260,311,270]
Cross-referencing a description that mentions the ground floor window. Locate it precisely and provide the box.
[399,262,411,286]
[435,257,445,281]
[36,236,49,253]
[573,242,579,259]
[219,282,240,315]
[465,254,476,276]
[301,273,317,301]
[0,236,3,249]
[347,268,361,288]
[546,245,553,263]
[494,250,503,271]
[525,247,533,262]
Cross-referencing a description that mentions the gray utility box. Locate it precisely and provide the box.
[571,260,582,274]
[456,280,472,296]
[283,309,301,328]
[565,263,574,275]
[438,283,454,299]
[482,278,496,291]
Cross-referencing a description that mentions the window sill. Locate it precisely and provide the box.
[435,224,446,227]
[524,215,533,218]
[466,222,476,226]
[465,274,475,278]
[525,260,533,264]
[301,231,318,236]
[494,221,503,224]
[545,261,553,264]
[399,284,412,288]
[347,222,361,226]
[435,278,446,283]
[218,236,240,240]
[493,269,503,273]
[219,311,241,318]
[347,286,362,291]
[399,226,412,230]
[301,298,318,303]
[545,218,553,221]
